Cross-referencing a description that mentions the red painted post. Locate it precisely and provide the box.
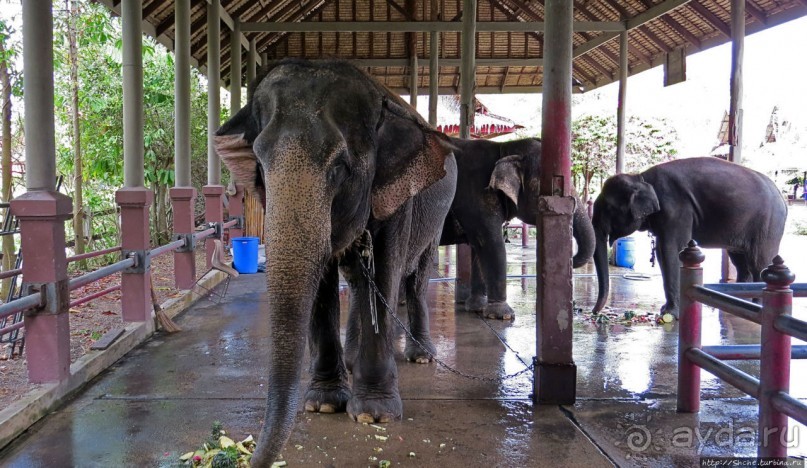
[678,240,705,412]
[203,185,225,269]
[759,256,795,458]
[455,244,472,304]
[116,187,153,323]
[10,191,73,383]
[169,187,196,290]
[228,184,244,242]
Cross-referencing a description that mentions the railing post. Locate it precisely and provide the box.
[759,256,795,458]
[228,184,244,242]
[115,187,153,323]
[169,187,196,289]
[11,192,73,383]
[678,240,705,412]
[203,185,225,268]
[521,223,528,247]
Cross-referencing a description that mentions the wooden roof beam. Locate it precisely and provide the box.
[637,0,702,49]
[386,0,415,21]
[251,0,334,64]
[687,1,731,38]
[574,2,652,67]
[240,21,625,32]
[599,0,672,54]
[745,1,767,25]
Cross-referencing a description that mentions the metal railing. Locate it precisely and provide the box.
[677,240,806,458]
[0,221,230,340]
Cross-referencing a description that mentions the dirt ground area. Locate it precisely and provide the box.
[0,247,209,409]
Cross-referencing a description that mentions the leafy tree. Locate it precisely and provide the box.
[571,114,678,202]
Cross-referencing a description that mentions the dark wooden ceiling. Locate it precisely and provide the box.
[97,0,807,94]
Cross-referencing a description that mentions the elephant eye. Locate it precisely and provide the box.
[328,153,351,187]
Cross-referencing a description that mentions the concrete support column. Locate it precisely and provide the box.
[170,187,197,289]
[535,0,575,405]
[247,38,257,86]
[116,188,153,323]
[230,19,242,114]
[14,1,73,384]
[409,54,418,108]
[207,0,221,185]
[122,0,144,187]
[615,31,628,175]
[723,0,745,283]
[456,0,476,302]
[174,0,191,187]
[228,185,244,241]
[203,185,225,268]
[260,52,268,72]
[428,1,439,126]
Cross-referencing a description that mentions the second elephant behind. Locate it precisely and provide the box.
[439,137,595,320]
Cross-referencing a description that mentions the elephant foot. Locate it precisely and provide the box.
[304,380,351,414]
[405,335,436,364]
[347,392,403,424]
[485,301,515,320]
[465,294,488,312]
[660,303,679,319]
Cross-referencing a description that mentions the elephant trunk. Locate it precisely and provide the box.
[572,198,595,268]
[592,231,610,313]
[250,170,331,467]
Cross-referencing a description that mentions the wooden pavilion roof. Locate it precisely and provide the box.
[97,0,807,94]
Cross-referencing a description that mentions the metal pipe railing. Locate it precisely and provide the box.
[685,348,760,398]
[0,268,23,281]
[677,241,805,459]
[0,293,41,320]
[150,239,185,258]
[687,285,761,324]
[706,282,807,299]
[66,245,122,263]
[194,227,216,240]
[0,320,25,336]
[70,284,121,308]
[222,218,237,229]
[702,344,807,360]
[68,257,135,291]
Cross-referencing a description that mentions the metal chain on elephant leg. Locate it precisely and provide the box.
[649,233,657,268]
[358,260,535,383]
[358,230,379,334]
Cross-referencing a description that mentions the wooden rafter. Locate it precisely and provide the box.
[574,1,652,67]
[257,0,335,61]
[637,0,702,50]
[688,1,731,38]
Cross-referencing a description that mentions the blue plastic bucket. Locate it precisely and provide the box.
[232,237,260,274]
[614,237,637,269]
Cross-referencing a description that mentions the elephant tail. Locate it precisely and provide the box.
[572,197,595,268]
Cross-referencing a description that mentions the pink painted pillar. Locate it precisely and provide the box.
[10,191,73,383]
[677,240,705,413]
[228,185,244,242]
[521,223,528,247]
[455,244,472,304]
[116,187,153,322]
[169,187,197,290]
[203,185,225,268]
[759,256,794,458]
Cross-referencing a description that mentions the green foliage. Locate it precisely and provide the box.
[571,114,679,200]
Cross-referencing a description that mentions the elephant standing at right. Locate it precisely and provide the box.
[591,157,787,318]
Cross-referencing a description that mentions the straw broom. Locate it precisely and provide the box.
[150,275,181,333]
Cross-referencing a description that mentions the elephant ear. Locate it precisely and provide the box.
[629,181,660,220]
[371,96,454,220]
[214,104,266,206]
[488,154,524,207]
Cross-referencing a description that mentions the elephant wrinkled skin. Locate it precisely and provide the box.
[215,59,457,467]
[438,137,595,320]
[591,157,787,318]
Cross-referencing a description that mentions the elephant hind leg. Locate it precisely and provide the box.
[404,243,437,364]
[728,251,752,283]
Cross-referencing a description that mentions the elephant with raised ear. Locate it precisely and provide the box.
[437,137,595,321]
[215,59,457,467]
[591,157,787,318]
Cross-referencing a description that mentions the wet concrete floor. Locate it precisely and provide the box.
[2,217,807,467]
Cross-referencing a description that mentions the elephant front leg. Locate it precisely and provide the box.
[305,260,351,414]
[656,236,684,318]
[474,228,515,320]
[465,249,488,312]
[343,245,403,424]
[405,245,437,364]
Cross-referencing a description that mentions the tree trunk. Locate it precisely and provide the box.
[67,0,86,268]
[0,32,15,298]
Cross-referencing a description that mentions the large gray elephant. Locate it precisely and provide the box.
[215,59,457,467]
[591,157,787,318]
[438,137,595,321]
